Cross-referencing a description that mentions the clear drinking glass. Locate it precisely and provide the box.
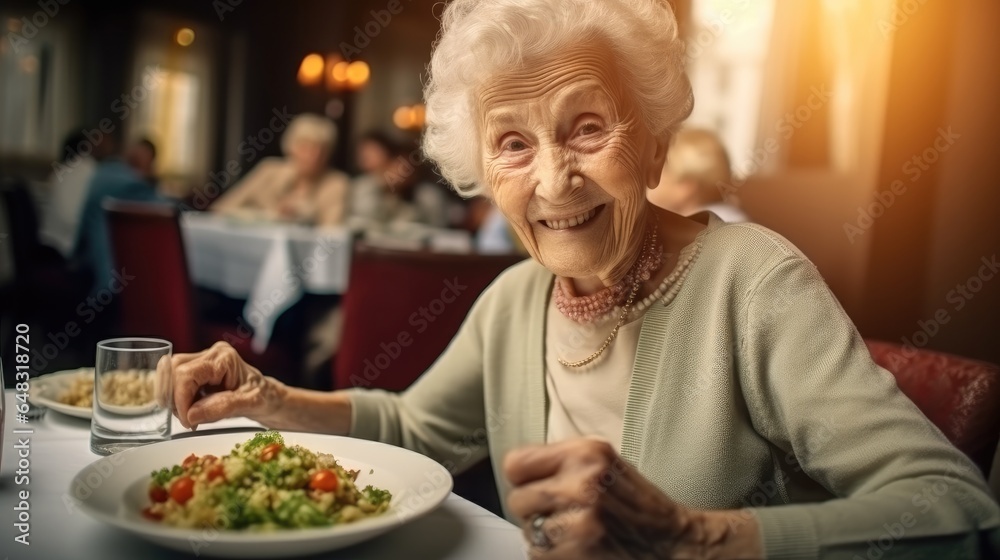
[90,338,173,455]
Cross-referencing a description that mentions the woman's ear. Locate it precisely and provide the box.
[645,134,670,190]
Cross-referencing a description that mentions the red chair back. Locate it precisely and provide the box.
[104,201,200,352]
[335,244,524,391]
[866,339,1000,474]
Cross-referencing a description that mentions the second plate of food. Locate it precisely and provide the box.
[30,367,160,418]
[29,368,95,419]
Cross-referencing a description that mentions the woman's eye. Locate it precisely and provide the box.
[577,122,601,137]
[504,139,527,152]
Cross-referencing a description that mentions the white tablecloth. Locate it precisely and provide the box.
[180,213,353,352]
[0,392,526,559]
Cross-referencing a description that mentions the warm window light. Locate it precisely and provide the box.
[297,53,324,86]
[175,28,195,47]
[345,61,370,89]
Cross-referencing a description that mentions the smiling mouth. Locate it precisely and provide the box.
[541,204,604,231]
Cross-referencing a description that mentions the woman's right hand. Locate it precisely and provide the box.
[159,341,286,430]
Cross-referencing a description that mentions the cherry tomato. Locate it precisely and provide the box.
[142,507,163,521]
[260,443,283,462]
[207,464,226,482]
[182,454,198,468]
[170,476,195,505]
[149,485,168,503]
[308,469,339,492]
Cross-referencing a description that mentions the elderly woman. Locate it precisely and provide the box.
[169,0,999,557]
[211,113,348,226]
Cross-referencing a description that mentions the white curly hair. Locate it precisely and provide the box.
[281,113,338,156]
[421,0,693,197]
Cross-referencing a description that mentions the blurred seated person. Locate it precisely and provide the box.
[73,137,165,294]
[212,114,348,226]
[384,153,459,228]
[125,136,158,186]
[38,130,114,258]
[476,202,524,255]
[348,132,457,229]
[347,131,397,224]
[648,127,750,223]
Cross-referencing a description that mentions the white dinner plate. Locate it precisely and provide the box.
[69,432,454,558]
[29,368,94,419]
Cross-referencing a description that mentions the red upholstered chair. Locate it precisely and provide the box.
[103,201,293,380]
[335,244,524,391]
[865,339,1000,475]
[334,243,524,515]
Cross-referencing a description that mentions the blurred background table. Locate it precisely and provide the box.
[180,212,353,352]
[0,391,527,560]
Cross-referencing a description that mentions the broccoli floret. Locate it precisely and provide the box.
[273,492,329,528]
[363,485,392,506]
[150,465,183,487]
[242,430,284,453]
[214,486,253,530]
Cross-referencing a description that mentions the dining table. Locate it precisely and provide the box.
[179,212,354,353]
[0,391,527,559]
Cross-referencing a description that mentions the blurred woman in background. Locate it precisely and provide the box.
[648,127,750,223]
[212,114,348,226]
[348,131,457,229]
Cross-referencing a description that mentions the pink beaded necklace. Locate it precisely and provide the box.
[553,220,663,324]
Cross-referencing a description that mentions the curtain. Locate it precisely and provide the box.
[755,0,895,179]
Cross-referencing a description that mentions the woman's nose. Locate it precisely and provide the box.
[534,146,579,201]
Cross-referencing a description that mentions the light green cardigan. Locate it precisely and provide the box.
[347,217,1000,558]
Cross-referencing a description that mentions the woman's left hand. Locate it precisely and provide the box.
[504,439,760,559]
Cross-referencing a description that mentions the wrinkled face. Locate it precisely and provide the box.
[478,42,665,284]
[289,139,329,178]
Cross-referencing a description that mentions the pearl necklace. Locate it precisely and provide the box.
[600,237,703,322]
[555,221,660,368]
[553,223,662,324]
[555,225,705,369]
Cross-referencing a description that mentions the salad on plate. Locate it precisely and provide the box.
[142,431,392,530]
